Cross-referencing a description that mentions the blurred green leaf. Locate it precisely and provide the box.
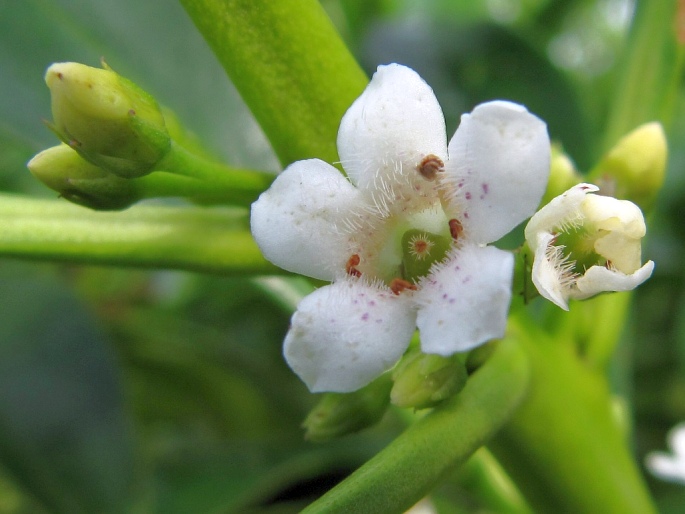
[0,264,137,514]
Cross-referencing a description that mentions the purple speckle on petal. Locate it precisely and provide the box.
[464,212,470,219]
[465,191,472,200]
[482,183,489,194]
[362,313,369,321]
[369,300,376,306]
[442,293,448,299]
[449,298,455,304]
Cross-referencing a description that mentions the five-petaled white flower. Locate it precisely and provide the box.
[525,183,654,311]
[251,64,550,392]
[646,422,685,485]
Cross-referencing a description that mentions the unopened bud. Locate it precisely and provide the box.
[45,61,170,178]
[541,144,583,206]
[303,375,391,442]
[590,122,667,211]
[391,349,467,409]
[28,144,139,210]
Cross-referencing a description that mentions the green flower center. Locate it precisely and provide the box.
[400,229,451,282]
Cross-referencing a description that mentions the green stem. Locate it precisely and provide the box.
[178,0,368,165]
[0,194,281,275]
[302,337,530,514]
[489,315,656,514]
[147,141,274,206]
[601,0,684,152]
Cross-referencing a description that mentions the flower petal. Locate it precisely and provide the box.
[645,452,685,484]
[525,183,598,242]
[669,423,685,457]
[573,260,655,300]
[446,101,550,244]
[251,159,367,281]
[415,245,514,355]
[283,279,416,392]
[337,64,448,211]
[530,232,572,311]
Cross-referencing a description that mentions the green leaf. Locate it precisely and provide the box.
[0,264,137,513]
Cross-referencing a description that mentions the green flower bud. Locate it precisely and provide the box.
[590,122,667,211]
[303,375,392,442]
[391,349,468,410]
[27,144,139,210]
[45,61,170,178]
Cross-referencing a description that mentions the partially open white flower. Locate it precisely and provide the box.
[525,183,654,310]
[646,422,685,484]
[251,64,550,392]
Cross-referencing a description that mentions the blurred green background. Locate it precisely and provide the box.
[0,0,683,512]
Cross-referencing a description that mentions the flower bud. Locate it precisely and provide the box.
[541,144,583,206]
[525,183,654,310]
[303,375,391,442]
[390,349,467,409]
[590,122,667,211]
[28,144,139,210]
[45,61,170,178]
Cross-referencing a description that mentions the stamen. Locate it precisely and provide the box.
[449,219,463,241]
[390,278,418,295]
[417,154,444,181]
[345,254,362,277]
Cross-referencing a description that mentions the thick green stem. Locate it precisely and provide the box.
[0,194,280,275]
[489,316,656,514]
[178,0,368,165]
[302,337,530,514]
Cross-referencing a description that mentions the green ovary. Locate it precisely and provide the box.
[400,229,451,282]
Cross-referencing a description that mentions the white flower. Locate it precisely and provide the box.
[646,422,685,484]
[525,183,654,311]
[251,64,550,392]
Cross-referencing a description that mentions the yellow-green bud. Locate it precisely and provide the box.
[45,61,170,178]
[28,144,139,210]
[590,122,667,211]
[390,349,467,410]
[303,375,392,442]
[541,144,583,206]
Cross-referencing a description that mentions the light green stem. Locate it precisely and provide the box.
[178,0,368,165]
[601,0,684,152]
[301,337,530,514]
[489,316,656,514]
[143,142,275,206]
[0,194,280,275]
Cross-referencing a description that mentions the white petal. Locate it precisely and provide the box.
[414,245,514,355]
[573,260,655,300]
[446,101,550,244]
[645,452,685,484]
[525,183,598,243]
[283,279,416,392]
[583,194,647,273]
[337,64,447,208]
[530,232,571,311]
[669,423,685,457]
[251,159,367,281]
